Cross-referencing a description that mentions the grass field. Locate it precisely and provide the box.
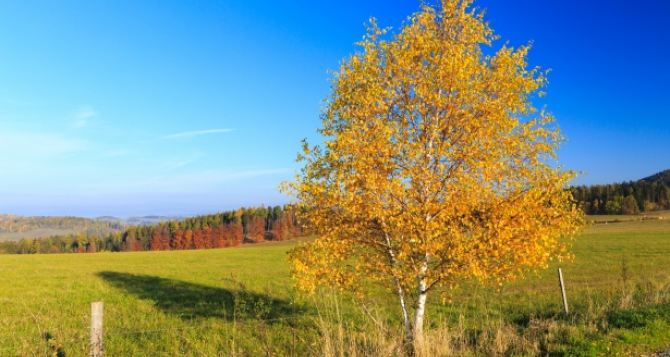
[1,213,670,356]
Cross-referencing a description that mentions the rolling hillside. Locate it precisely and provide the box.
[0,215,124,241]
[572,168,670,214]
[641,168,670,185]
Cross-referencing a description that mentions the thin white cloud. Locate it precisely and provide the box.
[161,153,204,170]
[0,97,36,107]
[76,168,291,194]
[162,128,233,139]
[101,149,131,158]
[72,106,98,128]
[138,168,292,190]
[0,130,87,158]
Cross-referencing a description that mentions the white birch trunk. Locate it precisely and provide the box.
[413,278,428,345]
[383,232,415,350]
[413,258,429,348]
[395,278,414,348]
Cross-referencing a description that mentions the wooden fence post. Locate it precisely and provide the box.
[90,301,103,357]
[558,268,569,314]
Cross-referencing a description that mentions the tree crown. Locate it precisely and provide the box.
[289,0,583,297]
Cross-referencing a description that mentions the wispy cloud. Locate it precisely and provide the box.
[0,97,36,107]
[72,106,98,128]
[76,168,292,194]
[161,153,204,170]
[101,149,131,158]
[143,168,292,189]
[162,128,233,139]
[0,130,86,158]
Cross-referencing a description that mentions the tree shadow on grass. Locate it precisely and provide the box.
[97,271,304,323]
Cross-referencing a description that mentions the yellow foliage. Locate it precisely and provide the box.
[286,0,583,335]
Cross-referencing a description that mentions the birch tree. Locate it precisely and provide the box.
[288,0,583,351]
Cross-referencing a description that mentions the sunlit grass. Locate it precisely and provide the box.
[1,215,670,355]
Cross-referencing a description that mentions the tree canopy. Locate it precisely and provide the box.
[288,0,583,350]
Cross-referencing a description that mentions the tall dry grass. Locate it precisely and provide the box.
[310,275,670,356]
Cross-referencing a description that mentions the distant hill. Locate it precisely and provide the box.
[0,205,302,254]
[0,215,125,241]
[572,168,670,215]
[0,214,191,242]
[639,169,670,185]
[94,215,184,226]
[124,216,183,226]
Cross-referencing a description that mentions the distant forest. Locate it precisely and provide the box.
[3,170,670,255]
[0,206,301,254]
[572,179,670,215]
[0,215,123,235]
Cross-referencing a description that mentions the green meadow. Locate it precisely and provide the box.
[2,213,670,356]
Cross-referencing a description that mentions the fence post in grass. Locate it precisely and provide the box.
[558,268,569,314]
[90,301,103,357]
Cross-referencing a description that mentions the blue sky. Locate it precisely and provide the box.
[0,1,667,217]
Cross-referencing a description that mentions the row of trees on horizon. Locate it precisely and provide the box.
[572,180,670,215]
[0,206,302,254]
[1,179,668,255]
